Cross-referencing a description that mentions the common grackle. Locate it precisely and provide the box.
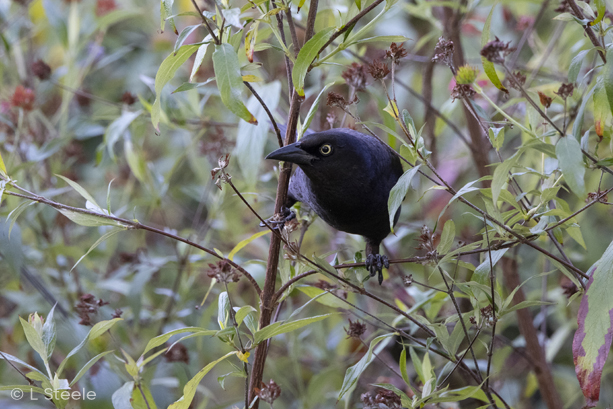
[266,128,403,284]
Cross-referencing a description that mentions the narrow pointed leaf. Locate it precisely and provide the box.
[292,27,335,97]
[388,165,421,232]
[556,136,586,197]
[481,6,507,93]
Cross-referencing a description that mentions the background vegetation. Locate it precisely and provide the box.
[1,0,613,408]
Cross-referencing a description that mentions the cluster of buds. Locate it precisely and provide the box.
[165,343,189,364]
[367,59,391,80]
[341,62,369,91]
[480,304,496,327]
[345,319,367,339]
[432,37,455,68]
[402,274,413,287]
[451,84,475,102]
[480,37,516,64]
[211,154,231,190]
[11,85,36,111]
[76,293,109,326]
[206,260,240,284]
[555,83,574,99]
[385,42,408,64]
[415,225,437,260]
[586,189,609,204]
[361,389,402,409]
[254,379,281,405]
[326,91,359,110]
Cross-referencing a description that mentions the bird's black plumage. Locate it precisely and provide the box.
[266,128,404,284]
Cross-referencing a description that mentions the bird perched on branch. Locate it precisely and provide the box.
[265,128,403,284]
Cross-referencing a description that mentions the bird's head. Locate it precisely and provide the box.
[265,129,366,172]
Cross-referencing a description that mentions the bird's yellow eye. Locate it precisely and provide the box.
[319,144,333,155]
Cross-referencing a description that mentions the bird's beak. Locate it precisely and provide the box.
[265,143,316,166]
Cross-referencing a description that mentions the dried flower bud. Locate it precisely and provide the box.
[385,42,408,64]
[327,91,348,109]
[341,62,368,91]
[211,154,232,190]
[432,37,455,68]
[480,305,496,327]
[31,60,52,80]
[555,83,574,99]
[255,380,281,405]
[469,316,477,325]
[587,189,609,203]
[367,59,390,80]
[480,37,515,64]
[121,91,136,105]
[538,91,552,108]
[206,260,240,284]
[361,389,402,409]
[112,309,123,319]
[345,319,367,339]
[165,343,189,363]
[455,65,479,85]
[451,83,475,102]
[11,85,35,111]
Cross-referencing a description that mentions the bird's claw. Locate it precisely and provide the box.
[365,254,389,285]
[259,206,296,230]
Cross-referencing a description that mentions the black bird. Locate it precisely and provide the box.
[265,128,404,284]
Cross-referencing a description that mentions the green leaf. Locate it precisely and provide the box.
[19,317,48,364]
[573,240,613,405]
[473,249,508,284]
[301,81,336,137]
[212,43,258,124]
[0,351,46,377]
[297,286,347,309]
[603,48,613,118]
[56,209,124,228]
[160,0,177,34]
[569,49,593,83]
[217,292,230,330]
[173,77,215,93]
[90,318,123,340]
[124,140,148,184]
[71,228,126,271]
[556,136,586,197]
[152,44,200,131]
[228,230,270,261]
[387,165,421,232]
[168,351,236,409]
[292,27,336,97]
[573,83,597,140]
[189,39,212,82]
[437,219,455,254]
[338,333,394,400]
[488,127,504,150]
[349,35,411,46]
[69,350,114,387]
[481,6,507,93]
[42,305,57,360]
[102,110,143,161]
[491,153,520,207]
[234,306,257,327]
[143,327,213,356]
[174,24,201,53]
[253,314,333,345]
[399,347,411,387]
[7,201,35,238]
[410,347,424,383]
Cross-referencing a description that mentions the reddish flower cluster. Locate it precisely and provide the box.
[385,42,408,64]
[345,319,367,339]
[96,0,117,16]
[367,59,390,80]
[361,389,402,409]
[480,37,516,64]
[254,379,281,405]
[11,85,35,111]
[206,260,240,284]
[432,37,455,67]
[31,60,52,80]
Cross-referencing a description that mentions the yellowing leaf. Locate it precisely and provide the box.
[0,149,7,177]
[481,6,508,93]
[237,351,250,362]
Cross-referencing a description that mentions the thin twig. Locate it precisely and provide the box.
[243,81,284,147]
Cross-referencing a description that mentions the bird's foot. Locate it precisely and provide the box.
[365,254,389,285]
[260,206,296,230]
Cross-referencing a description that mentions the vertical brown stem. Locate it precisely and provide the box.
[422,55,437,167]
[443,5,491,182]
[502,257,563,409]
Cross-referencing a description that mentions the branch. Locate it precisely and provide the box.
[567,0,606,63]
[2,184,262,295]
[243,81,284,147]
